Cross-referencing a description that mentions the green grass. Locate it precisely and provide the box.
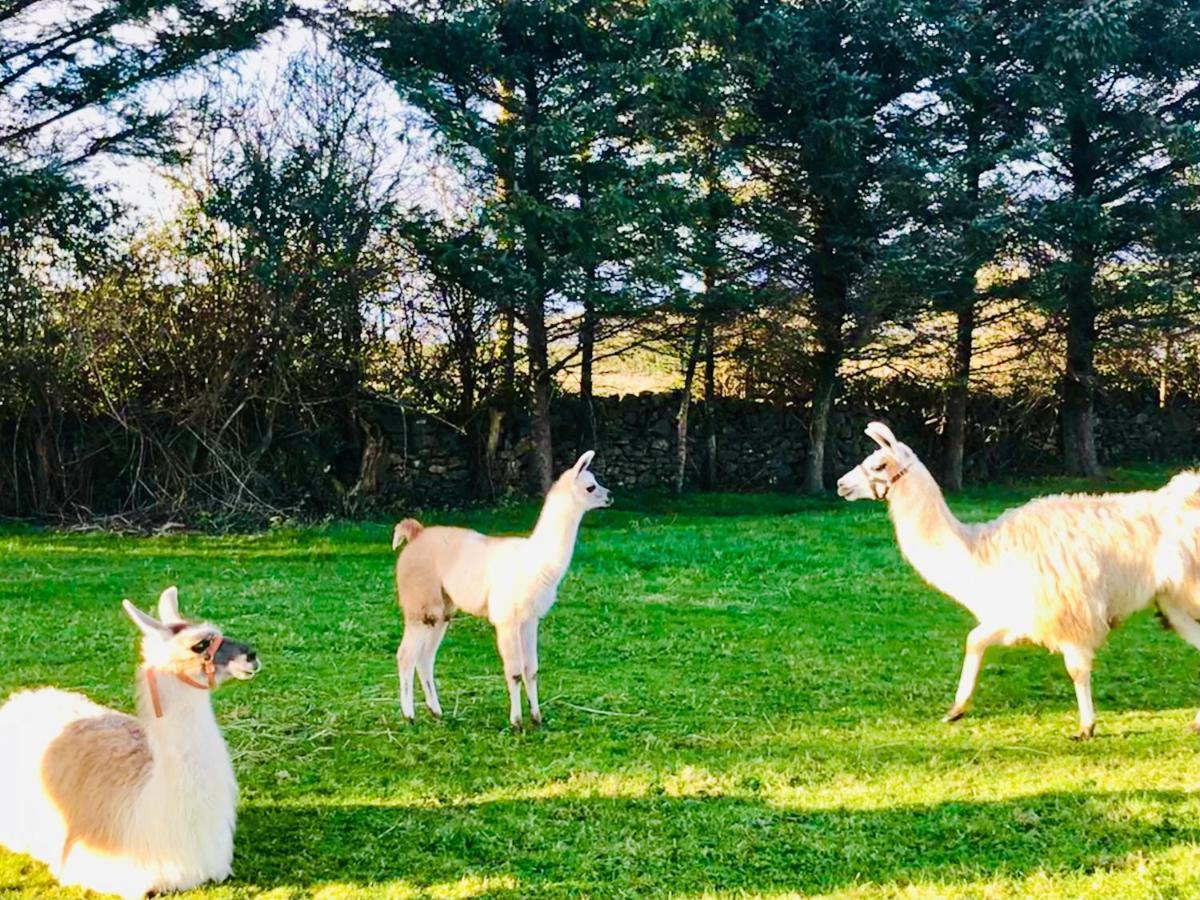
[3,467,1200,898]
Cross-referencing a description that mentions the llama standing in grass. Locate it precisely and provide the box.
[393,450,612,728]
[0,587,260,898]
[837,422,1200,739]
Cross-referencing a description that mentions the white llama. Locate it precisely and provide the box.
[0,587,261,898]
[838,421,1200,739]
[392,450,612,728]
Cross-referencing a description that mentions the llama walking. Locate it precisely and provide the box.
[393,450,612,728]
[0,587,260,898]
[838,422,1200,739]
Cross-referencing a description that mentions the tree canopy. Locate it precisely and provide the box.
[3,0,1200,522]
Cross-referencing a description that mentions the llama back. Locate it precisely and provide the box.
[0,688,110,863]
[1152,471,1200,601]
[1160,470,1200,507]
[395,525,498,619]
[970,492,1169,646]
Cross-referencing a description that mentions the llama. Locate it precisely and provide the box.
[393,450,612,728]
[0,587,260,898]
[837,421,1200,739]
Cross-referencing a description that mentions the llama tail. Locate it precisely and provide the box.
[392,518,424,550]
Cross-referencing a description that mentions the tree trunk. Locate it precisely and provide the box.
[495,78,518,415]
[1062,114,1101,477]
[675,321,705,495]
[500,307,516,403]
[804,235,846,495]
[1159,331,1173,409]
[804,347,839,495]
[1062,288,1099,476]
[520,68,554,493]
[579,292,598,452]
[942,301,974,492]
[527,304,554,493]
[453,319,491,499]
[702,320,717,489]
[941,135,983,493]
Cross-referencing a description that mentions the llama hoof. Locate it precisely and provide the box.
[403,714,415,725]
[427,707,442,721]
[943,706,967,723]
[530,713,543,728]
[509,718,523,731]
[1070,725,1095,741]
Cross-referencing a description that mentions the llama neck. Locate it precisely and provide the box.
[136,669,223,753]
[528,491,584,582]
[886,463,980,607]
[132,668,238,873]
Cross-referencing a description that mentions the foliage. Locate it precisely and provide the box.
[1,46,406,524]
[1,0,286,169]
[5,0,1200,519]
[1012,0,1200,473]
[741,0,936,491]
[343,0,699,488]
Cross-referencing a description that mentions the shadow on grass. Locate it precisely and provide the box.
[236,789,1199,895]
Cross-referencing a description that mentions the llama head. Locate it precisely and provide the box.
[554,450,613,511]
[122,586,261,686]
[837,422,919,501]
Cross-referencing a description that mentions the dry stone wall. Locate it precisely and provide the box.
[366,383,1200,505]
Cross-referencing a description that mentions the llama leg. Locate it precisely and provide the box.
[397,624,426,722]
[1061,643,1095,740]
[495,621,525,729]
[521,618,542,726]
[945,623,1006,722]
[1154,600,1200,730]
[416,618,449,719]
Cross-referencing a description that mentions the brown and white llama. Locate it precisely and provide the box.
[392,450,612,728]
[838,422,1200,739]
[0,587,260,897]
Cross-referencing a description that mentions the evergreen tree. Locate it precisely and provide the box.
[635,0,756,492]
[1014,0,1200,475]
[344,0,647,491]
[1,1,285,172]
[745,0,932,493]
[895,0,1028,490]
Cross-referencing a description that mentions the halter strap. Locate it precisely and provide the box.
[859,462,911,500]
[142,634,223,719]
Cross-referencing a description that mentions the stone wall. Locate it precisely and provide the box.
[365,382,1200,504]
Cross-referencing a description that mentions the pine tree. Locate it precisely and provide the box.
[745,0,932,493]
[344,0,646,491]
[895,0,1028,490]
[1014,0,1200,475]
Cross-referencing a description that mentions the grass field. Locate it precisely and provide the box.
[3,468,1200,898]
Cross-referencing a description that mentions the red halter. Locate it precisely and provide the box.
[143,634,223,718]
[857,462,911,500]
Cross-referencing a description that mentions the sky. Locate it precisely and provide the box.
[83,16,430,227]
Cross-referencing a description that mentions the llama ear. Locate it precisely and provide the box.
[572,450,595,475]
[865,422,898,451]
[157,586,183,624]
[123,600,168,637]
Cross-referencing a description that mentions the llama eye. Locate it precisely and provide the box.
[874,462,887,472]
[191,638,211,654]
[586,485,596,493]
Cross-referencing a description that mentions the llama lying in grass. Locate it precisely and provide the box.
[837,422,1200,739]
[393,450,612,728]
[0,587,260,898]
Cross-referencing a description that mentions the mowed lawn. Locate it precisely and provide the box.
[3,468,1200,898]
